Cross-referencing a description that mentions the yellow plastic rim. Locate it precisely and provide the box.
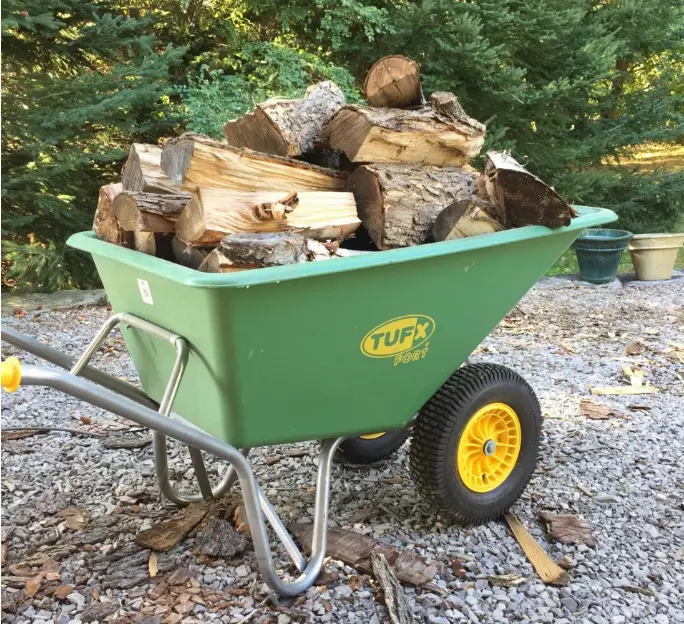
[1,357,22,393]
[457,402,521,493]
[359,432,386,440]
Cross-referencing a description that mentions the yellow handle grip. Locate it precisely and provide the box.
[1,357,22,392]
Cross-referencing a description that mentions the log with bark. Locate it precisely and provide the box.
[93,183,132,247]
[364,55,424,108]
[484,151,576,228]
[347,164,477,249]
[133,232,173,260]
[322,92,485,166]
[197,235,358,273]
[205,232,310,271]
[161,133,347,193]
[112,192,191,233]
[222,81,345,157]
[171,236,212,270]
[432,198,504,242]
[121,144,181,194]
[175,188,360,245]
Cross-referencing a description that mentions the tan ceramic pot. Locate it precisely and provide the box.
[629,233,684,281]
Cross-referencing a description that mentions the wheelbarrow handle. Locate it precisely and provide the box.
[5,362,341,597]
[3,322,233,506]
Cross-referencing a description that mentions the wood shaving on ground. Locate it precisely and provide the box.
[504,513,570,586]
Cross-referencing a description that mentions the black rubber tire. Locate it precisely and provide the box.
[337,430,410,465]
[409,363,541,524]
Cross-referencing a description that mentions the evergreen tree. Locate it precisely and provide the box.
[2,1,683,292]
[1,0,183,291]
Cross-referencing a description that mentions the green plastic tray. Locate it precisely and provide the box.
[68,206,616,447]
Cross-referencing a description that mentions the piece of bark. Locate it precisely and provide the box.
[322,92,485,166]
[539,512,595,547]
[171,236,211,270]
[161,133,347,193]
[93,183,132,247]
[391,550,441,587]
[484,152,577,228]
[56,507,90,531]
[504,513,570,586]
[579,398,616,420]
[133,232,173,260]
[175,188,360,245]
[223,81,345,157]
[194,517,248,558]
[371,551,413,624]
[433,197,504,242]
[102,548,176,590]
[347,163,476,249]
[113,192,190,233]
[625,342,646,356]
[122,144,180,194]
[81,600,120,623]
[364,55,424,108]
[289,524,437,587]
[135,504,209,552]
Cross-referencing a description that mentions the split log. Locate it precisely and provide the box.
[322,92,485,166]
[121,144,181,194]
[133,232,173,260]
[347,164,477,249]
[222,81,345,157]
[197,235,358,273]
[217,232,309,270]
[364,55,424,108]
[484,151,576,228]
[161,133,347,193]
[112,192,191,233]
[175,188,360,245]
[198,249,245,274]
[93,183,131,247]
[171,236,211,270]
[433,198,504,242]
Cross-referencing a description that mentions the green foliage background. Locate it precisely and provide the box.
[2,0,683,291]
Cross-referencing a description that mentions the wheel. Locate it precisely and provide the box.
[336,430,410,464]
[409,363,541,524]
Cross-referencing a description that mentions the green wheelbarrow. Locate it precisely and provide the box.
[1,205,616,596]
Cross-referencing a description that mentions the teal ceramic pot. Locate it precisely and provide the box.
[572,228,633,284]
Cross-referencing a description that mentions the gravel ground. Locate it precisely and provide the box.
[2,278,683,624]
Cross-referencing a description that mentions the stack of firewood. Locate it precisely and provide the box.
[93,55,574,272]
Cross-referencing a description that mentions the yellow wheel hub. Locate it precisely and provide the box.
[359,432,386,440]
[457,402,521,493]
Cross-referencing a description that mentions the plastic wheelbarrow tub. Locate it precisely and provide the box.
[67,205,616,448]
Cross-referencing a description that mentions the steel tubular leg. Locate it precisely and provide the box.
[18,365,341,597]
[257,484,307,573]
[188,448,214,500]
[154,433,245,506]
[67,313,238,505]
